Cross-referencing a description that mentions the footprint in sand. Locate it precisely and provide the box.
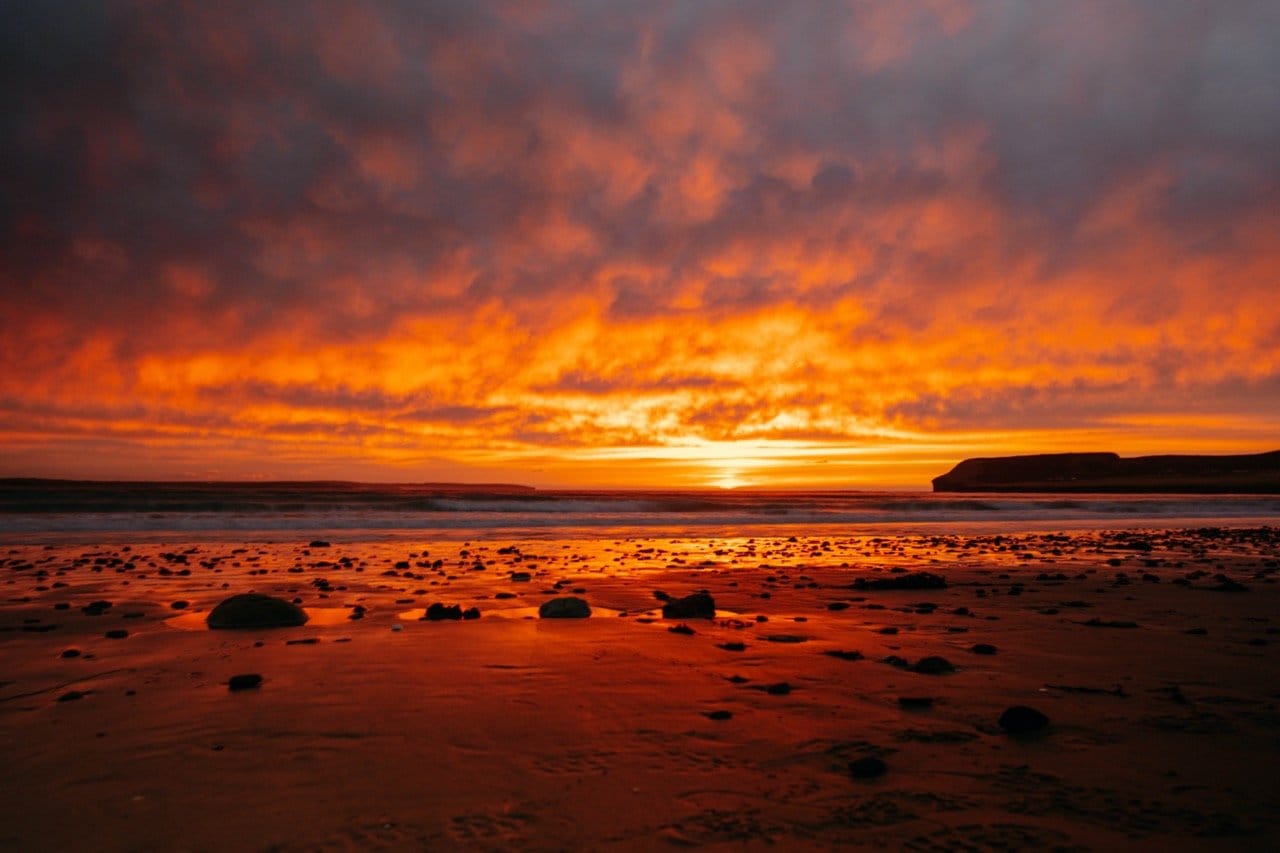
[448,809,535,846]
[902,822,1084,853]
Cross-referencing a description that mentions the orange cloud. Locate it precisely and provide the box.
[1,2,1276,487]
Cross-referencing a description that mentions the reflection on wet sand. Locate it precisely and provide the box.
[2,527,1278,849]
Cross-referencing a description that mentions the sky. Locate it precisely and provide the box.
[1,1,1278,489]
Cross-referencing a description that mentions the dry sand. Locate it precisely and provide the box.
[2,527,1278,851]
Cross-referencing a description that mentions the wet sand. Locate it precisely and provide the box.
[2,527,1278,850]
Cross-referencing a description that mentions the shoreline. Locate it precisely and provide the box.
[3,526,1278,849]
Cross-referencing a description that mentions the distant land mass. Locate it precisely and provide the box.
[932,451,1280,494]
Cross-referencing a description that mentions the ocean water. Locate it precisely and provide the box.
[0,480,1277,543]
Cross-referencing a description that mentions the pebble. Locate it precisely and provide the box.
[999,705,1050,734]
[848,756,888,778]
[227,674,263,691]
[910,656,955,674]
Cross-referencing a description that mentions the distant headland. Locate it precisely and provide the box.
[932,450,1280,494]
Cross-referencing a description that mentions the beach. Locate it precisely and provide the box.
[2,523,1278,850]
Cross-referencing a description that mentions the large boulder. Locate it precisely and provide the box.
[662,592,715,619]
[207,593,308,629]
[539,596,591,619]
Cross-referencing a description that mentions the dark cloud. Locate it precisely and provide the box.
[0,1,1276,481]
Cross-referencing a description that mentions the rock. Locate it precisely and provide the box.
[999,705,1050,734]
[911,656,955,675]
[104,629,128,639]
[662,592,715,619]
[668,623,696,635]
[848,756,887,779]
[60,648,81,659]
[170,600,189,610]
[764,634,807,644]
[898,696,934,709]
[422,603,463,621]
[308,540,331,548]
[539,597,591,619]
[207,594,308,629]
[970,643,998,655]
[228,673,263,691]
[57,690,86,702]
[717,641,746,651]
[705,710,733,720]
[765,682,792,695]
[823,650,864,661]
[853,572,947,591]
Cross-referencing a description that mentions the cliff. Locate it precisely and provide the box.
[931,450,1280,493]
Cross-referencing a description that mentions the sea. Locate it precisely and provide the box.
[0,480,1276,544]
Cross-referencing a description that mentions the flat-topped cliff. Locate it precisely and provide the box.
[932,450,1280,493]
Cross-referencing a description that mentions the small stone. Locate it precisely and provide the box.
[910,656,955,674]
[717,641,746,652]
[823,650,864,661]
[970,643,998,655]
[57,690,86,702]
[228,673,263,691]
[422,603,464,621]
[539,597,591,619]
[668,623,696,635]
[999,705,1050,734]
[765,682,792,695]
[848,756,888,779]
[60,648,82,659]
[853,572,946,591]
[662,593,715,620]
[898,696,934,709]
[170,600,189,610]
[308,540,331,548]
[705,710,733,720]
[104,629,128,639]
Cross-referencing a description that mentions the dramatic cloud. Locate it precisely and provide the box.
[1,1,1277,486]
